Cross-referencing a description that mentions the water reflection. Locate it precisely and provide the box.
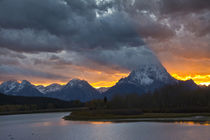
[32,119,70,127]
[32,119,113,127]
[1,113,210,140]
[175,121,210,126]
[89,121,112,125]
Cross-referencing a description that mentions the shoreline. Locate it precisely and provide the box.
[64,111,210,124]
[64,117,210,124]
[2,109,210,125]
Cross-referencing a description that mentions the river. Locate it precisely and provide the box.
[0,112,210,140]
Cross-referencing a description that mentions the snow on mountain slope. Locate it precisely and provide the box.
[36,85,45,93]
[47,79,102,102]
[65,79,90,88]
[97,87,110,93]
[0,80,20,94]
[0,79,102,101]
[36,84,63,94]
[105,62,178,97]
[119,63,177,86]
[0,80,43,96]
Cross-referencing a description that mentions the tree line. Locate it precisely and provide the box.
[0,93,84,113]
[86,85,210,113]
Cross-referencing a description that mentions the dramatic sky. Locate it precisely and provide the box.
[0,0,210,87]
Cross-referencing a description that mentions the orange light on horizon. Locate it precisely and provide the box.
[199,82,210,86]
[172,74,210,86]
[32,82,67,87]
[2,73,209,88]
[30,72,129,88]
[90,80,119,88]
[32,80,120,88]
[90,73,129,88]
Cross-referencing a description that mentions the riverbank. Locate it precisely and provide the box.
[64,110,210,123]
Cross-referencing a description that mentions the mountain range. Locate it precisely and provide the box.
[0,63,198,102]
[0,79,102,102]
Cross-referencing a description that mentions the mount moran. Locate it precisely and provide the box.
[0,63,197,102]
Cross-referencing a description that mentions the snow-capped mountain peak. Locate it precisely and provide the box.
[0,80,42,96]
[105,62,179,98]
[43,79,102,102]
[18,80,33,91]
[119,63,177,86]
[47,83,62,90]
[36,85,45,93]
[21,80,31,86]
[65,79,89,88]
[0,80,20,93]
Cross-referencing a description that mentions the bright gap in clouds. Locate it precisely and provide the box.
[172,74,210,86]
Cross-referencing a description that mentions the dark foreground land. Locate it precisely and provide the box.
[64,109,210,124]
[0,93,85,115]
[64,84,210,123]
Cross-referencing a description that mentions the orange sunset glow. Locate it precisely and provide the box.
[30,72,210,88]
[32,80,121,88]
[172,74,210,86]
[31,72,130,88]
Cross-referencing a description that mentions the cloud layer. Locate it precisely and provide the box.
[0,0,210,86]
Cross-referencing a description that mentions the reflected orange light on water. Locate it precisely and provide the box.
[89,121,113,125]
[175,121,210,126]
[32,120,69,127]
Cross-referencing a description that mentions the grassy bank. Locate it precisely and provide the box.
[64,109,210,123]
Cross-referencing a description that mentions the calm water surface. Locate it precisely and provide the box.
[0,112,210,140]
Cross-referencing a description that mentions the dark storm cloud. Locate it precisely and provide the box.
[0,48,26,59]
[0,65,69,80]
[160,0,210,15]
[0,0,70,34]
[33,57,73,67]
[0,28,63,52]
[81,46,160,70]
[0,0,174,53]
[134,18,174,40]
[0,0,139,52]
[184,11,210,37]
[0,0,210,82]
[0,0,209,53]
